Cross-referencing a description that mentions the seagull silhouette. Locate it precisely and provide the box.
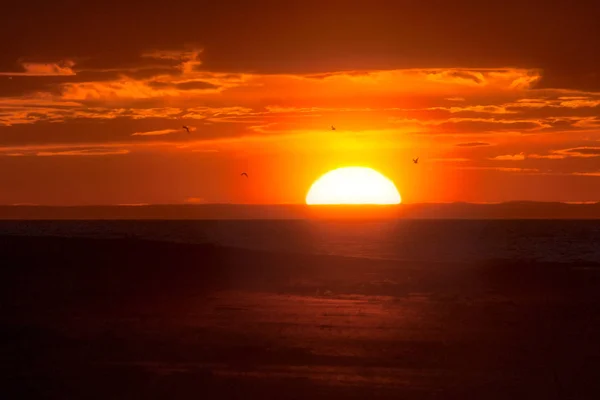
[241,172,248,178]
[413,157,419,164]
[182,125,191,134]
[331,125,336,131]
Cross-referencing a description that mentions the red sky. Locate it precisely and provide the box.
[1,0,599,205]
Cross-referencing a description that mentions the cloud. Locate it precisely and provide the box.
[490,153,525,161]
[0,60,577,136]
[36,149,130,156]
[429,119,543,134]
[572,172,600,177]
[147,80,219,90]
[493,167,538,173]
[0,48,599,164]
[426,70,486,85]
[529,147,600,159]
[122,68,183,80]
[0,140,199,158]
[456,142,491,147]
[61,80,177,100]
[2,3,599,86]
[142,49,201,62]
[567,147,600,156]
[0,71,126,97]
[429,157,471,162]
[559,99,600,108]
[59,72,242,101]
[182,106,254,120]
[445,105,515,115]
[132,129,180,136]
[0,141,137,157]
[424,69,542,89]
[459,166,540,173]
[527,153,567,160]
[0,61,76,76]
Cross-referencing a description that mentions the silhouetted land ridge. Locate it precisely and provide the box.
[2,201,600,219]
[2,235,600,399]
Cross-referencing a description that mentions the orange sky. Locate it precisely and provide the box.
[1,0,599,205]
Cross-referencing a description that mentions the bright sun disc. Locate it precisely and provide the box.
[306,167,401,205]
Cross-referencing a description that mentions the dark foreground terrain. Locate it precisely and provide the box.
[2,235,600,399]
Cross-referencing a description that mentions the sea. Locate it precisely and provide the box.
[1,219,599,264]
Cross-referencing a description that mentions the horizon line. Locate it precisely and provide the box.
[2,201,600,207]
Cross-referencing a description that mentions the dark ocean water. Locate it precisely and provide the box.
[1,219,599,263]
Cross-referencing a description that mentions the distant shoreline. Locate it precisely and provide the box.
[0,202,600,219]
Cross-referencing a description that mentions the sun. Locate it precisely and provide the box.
[306,167,401,205]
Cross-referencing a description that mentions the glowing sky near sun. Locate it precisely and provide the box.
[0,1,599,205]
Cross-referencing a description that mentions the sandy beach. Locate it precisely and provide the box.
[2,235,600,399]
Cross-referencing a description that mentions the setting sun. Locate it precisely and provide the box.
[306,167,401,205]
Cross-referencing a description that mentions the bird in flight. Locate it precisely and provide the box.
[241,172,248,178]
[331,125,336,131]
[182,125,191,134]
[413,157,419,164]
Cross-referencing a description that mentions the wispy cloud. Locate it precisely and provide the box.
[529,147,600,159]
[147,80,219,91]
[562,147,600,157]
[429,157,471,162]
[571,172,600,177]
[426,70,487,86]
[459,166,541,173]
[36,149,130,156]
[0,60,76,76]
[527,153,567,160]
[559,99,600,108]
[0,141,164,155]
[456,142,492,147]
[490,153,525,161]
[132,129,180,136]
